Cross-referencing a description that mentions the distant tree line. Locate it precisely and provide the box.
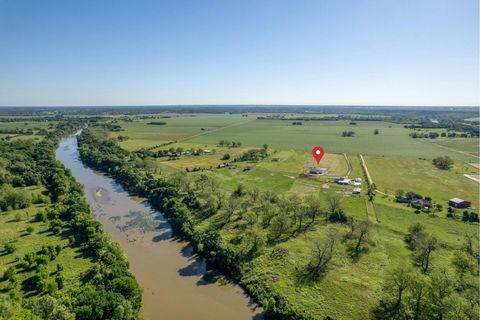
[218,140,242,147]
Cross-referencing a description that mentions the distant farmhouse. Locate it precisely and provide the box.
[448,198,471,209]
[396,192,432,208]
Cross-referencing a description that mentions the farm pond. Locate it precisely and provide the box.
[55,134,263,320]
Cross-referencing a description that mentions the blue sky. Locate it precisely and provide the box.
[0,0,478,106]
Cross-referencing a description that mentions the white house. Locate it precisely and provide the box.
[337,178,351,185]
[309,167,327,175]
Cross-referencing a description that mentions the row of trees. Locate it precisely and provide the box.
[234,149,268,162]
[410,130,473,139]
[218,140,242,147]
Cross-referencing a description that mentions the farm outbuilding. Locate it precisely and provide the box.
[448,198,471,208]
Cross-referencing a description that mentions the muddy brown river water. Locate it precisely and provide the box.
[56,135,263,320]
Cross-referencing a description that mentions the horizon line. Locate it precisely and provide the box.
[0,104,479,108]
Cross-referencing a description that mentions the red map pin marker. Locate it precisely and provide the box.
[312,146,325,165]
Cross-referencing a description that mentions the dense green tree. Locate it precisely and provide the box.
[432,156,454,170]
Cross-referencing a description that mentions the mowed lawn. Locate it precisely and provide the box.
[365,155,480,208]
[187,119,474,162]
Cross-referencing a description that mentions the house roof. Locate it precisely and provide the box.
[449,198,468,203]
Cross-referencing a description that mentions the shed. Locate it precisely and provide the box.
[449,198,471,208]
[352,187,361,195]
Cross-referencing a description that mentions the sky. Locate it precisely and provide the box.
[0,0,478,106]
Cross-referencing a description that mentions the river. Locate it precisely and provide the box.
[55,135,263,320]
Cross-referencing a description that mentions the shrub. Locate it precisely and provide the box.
[4,243,16,254]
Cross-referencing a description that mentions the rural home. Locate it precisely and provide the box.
[395,196,410,204]
[448,198,471,208]
[410,198,432,208]
[309,167,327,175]
[395,196,431,208]
[337,178,351,185]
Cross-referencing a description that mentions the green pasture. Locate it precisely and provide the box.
[0,121,54,130]
[185,119,473,162]
[365,155,479,208]
[373,202,478,248]
[110,114,252,150]
[429,138,480,157]
[195,166,296,194]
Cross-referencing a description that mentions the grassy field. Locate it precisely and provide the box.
[365,155,480,208]
[186,119,474,163]
[429,138,480,157]
[0,121,54,130]
[110,114,251,150]
[110,115,475,164]
[0,120,57,142]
